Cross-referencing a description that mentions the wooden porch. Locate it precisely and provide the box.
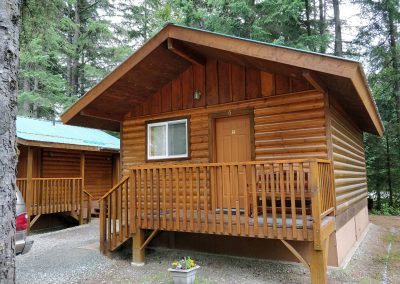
[17,177,92,227]
[99,158,336,282]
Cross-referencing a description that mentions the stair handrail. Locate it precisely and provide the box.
[99,176,130,253]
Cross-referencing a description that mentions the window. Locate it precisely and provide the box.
[147,118,188,160]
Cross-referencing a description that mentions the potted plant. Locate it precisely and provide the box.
[168,257,200,284]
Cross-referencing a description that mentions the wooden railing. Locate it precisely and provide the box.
[99,159,336,252]
[100,177,131,252]
[16,178,28,199]
[16,177,91,224]
[84,190,93,224]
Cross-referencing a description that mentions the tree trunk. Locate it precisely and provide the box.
[318,0,326,53]
[0,0,22,282]
[385,133,393,206]
[332,0,342,56]
[305,0,311,37]
[387,5,400,122]
[71,0,81,97]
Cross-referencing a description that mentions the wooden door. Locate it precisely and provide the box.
[215,115,251,209]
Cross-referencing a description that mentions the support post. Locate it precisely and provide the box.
[113,154,121,185]
[310,238,329,284]
[131,229,145,266]
[99,198,106,253]
[79,152,85,224]
[26,147,33,232]
[310,160,323,249]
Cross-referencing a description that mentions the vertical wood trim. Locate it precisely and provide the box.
[324,92,333,160]
[26,147,33,218]
[113,154,121,185]
[80,152,85,224]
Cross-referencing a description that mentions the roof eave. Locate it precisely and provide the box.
[61,24,172,125]
[17,138,120,153]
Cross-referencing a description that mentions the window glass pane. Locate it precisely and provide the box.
[149,125,166,157]
[168,122,187,156]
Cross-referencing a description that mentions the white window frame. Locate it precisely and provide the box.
[147,118,188,160]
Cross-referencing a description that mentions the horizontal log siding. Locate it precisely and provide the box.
[254,92,328,160]
[42,149,81,178]
[85,152,114,200]
[122,90,327,173]
[331,106,367,215]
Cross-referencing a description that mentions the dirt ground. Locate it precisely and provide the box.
[16,215,400,283]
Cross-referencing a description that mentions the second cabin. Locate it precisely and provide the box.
[62,24,383,283]
[16,116,120,228]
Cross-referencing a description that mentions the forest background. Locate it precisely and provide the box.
[18,0,400,214]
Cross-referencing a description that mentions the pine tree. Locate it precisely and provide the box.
[353,0,400,211]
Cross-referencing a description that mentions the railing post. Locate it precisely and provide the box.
[26,147,33,232]
[130,170,136,234]
[79,179,84,225]
[100,198,105,253]
[86,192,92,223]
[79,152,85,225]
[310,160,322,250]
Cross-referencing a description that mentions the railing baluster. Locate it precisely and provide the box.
[196,167,201,233]
[218,166,224,234]
[182,167,187,231]
[251,164,258,237]
[211,166,216,234]
[174,168,180,231]
[189,167,194,231]
[156,168,160,230]
[162,168,167,230]
[289,163,297,239]
[270,164,277,238]
[131,170,136,233]
[234,165,240,236]
[138,170,142,228]
[143,169,148,228]
[242,165,249,236]
[279,163,286,238]
[260,164,267,237]
[168,168,173,231]
[203,167,209,233]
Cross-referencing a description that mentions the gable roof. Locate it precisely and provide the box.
[17,116,119,151]
[61,23,383,136]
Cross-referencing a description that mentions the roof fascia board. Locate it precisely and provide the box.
[351,67,384,136]
[61,25,171,124]
[168,25,359,79]
[17,138,119,153]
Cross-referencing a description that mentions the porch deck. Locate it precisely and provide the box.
[99,158,336,252]
[16,177,92,226]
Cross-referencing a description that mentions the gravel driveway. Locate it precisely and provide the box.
[16,216,400,283]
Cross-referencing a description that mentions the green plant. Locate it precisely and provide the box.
[171,256,196,270]
[371,203,400,216]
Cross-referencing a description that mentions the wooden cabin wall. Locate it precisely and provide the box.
[17,145,41,178]
[41,149,81,178]
[17,145,28,178]
[122,60,327,175]
[41,148,117,200]
[129,60,313,117]
[85,152,114,200]
[330,103,368,225]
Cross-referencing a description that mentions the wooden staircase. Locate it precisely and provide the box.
[99,177,132,253]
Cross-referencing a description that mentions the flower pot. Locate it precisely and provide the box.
[168,265,200,284]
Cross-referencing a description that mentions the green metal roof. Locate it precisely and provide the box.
[17,116,119,151]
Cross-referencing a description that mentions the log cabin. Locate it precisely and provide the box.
[16,116,120,227]
[61,24,383,283]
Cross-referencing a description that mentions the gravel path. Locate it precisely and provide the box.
[16,216,400,283]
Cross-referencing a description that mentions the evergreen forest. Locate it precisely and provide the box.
[18,0,400,214]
